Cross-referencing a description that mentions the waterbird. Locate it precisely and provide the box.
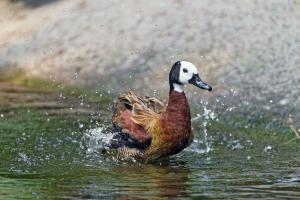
[111,61,212,162]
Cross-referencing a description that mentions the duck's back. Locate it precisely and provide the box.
[111,92,165,159]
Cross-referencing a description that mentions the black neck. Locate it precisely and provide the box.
[169,61,182,94]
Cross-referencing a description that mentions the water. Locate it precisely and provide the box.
[0,83,300,199]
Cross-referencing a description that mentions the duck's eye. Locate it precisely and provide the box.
[183,68,188,73]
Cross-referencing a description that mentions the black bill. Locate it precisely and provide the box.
[189,74,212,91]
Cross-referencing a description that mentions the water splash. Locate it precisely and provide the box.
[80,126,116,155]
[188,90,250,154]
[188,102,218,154]
[17,153,32,166]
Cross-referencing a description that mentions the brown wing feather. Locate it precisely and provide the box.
[118,92,165,113]
[112,92,165,149]
[122,92,165,129]
[144,96,166,113]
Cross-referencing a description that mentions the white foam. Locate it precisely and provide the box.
[80,127,117,154]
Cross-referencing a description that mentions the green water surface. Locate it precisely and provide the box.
[0,83,299,199]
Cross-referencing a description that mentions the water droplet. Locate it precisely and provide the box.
[263,145,272,152]
[279,99,289,105]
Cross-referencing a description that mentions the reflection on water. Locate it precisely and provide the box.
[0,83,300,199]
[74,166,190,199]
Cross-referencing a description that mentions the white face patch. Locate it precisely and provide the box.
[178,61,198,84]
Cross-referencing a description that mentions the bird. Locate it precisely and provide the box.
[111,61,212,162]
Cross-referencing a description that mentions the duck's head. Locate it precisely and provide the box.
[169,61,212,93]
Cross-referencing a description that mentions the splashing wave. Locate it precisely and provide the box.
[80,126,117,155]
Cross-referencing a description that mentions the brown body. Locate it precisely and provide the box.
[112,91,193,162]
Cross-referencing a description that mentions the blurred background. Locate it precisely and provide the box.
[1,1,300,199]
[0,0,300,101]
[1,0,300,124]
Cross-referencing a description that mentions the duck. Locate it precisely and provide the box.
[111,61,212,162]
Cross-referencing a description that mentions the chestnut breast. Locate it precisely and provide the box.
[160,91,192,155]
